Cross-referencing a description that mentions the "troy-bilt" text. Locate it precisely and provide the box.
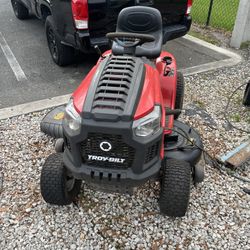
[88,155,126,163]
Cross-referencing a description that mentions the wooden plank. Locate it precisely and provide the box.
[220,140,250,167]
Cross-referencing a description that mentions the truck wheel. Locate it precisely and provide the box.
[45,16,74,66]
[40,153,82,205]
[174,72,185,119]
[159,158,191,217]
[11,0,29,20]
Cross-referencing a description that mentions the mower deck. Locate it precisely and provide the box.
[164,120,203,166]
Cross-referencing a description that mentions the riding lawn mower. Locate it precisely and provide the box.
[40,6,204,217]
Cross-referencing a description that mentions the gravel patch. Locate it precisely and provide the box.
[0,48,250,249]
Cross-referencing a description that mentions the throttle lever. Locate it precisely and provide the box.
[162,56,172,76]
[165,108,182,116]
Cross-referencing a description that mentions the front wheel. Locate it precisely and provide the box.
[11,0,29,20]
[40,153,82,205]
[159,158,191,217]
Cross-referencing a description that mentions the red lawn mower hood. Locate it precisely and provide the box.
[72,53,161,121]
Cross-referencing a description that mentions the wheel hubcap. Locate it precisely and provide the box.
[13,1,19,15]
[47,28,58,61]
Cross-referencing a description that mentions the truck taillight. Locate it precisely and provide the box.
[71,0,88,30]
[186,0,192,15]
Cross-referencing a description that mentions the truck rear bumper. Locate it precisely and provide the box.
[163,16,192,43]
[74,16,191,52]
[74,31,109,53]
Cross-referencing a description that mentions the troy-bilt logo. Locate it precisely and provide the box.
[88,155,125,163]
[99,141,112,152]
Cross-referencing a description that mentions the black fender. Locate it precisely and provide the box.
[164,120,203,167]
[40,106,65,138]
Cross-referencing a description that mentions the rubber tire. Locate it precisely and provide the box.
[45,16,74,66]
[40,153,82,205]
[194,162,205,184]
[243,81,250,106]
[174,72,185,119]
[159,158,191,217]
[11,0,29,20]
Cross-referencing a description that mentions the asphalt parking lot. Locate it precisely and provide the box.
[0,0,235,110]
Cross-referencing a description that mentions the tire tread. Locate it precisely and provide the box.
[174,72,185,119]
[11,0,29,20]
[40,153,81,205]
[159,158,191,217]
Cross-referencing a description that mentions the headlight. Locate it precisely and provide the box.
[133,106,161,137]
[64,99,81,131]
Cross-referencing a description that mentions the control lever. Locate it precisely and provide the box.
[165,108,182,116]
[94,45,105,59]
[162,56,172,76]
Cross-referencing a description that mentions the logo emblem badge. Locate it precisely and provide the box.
[100,141,112,152]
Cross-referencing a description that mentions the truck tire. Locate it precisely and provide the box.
[40,153,82,205]
[11,0,29,20]
[174,72,185,119]
[159,158,191,217]
[45,16,74,66]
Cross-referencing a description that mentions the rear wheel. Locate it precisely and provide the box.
[40,153,82,205]
[11,0,29,20]
[45,16,75,66]
[174,72,185,119]
[159,158,191,217]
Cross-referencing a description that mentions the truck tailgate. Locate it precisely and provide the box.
[88,0,188,42]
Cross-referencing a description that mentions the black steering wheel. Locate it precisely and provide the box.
[106,32,155,48]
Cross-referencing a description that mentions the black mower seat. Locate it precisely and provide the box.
[112,6,163,59]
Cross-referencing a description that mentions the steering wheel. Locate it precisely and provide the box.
[106,32,155,48]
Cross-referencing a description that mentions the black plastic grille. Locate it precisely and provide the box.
[92,56,136,112]
[144,142,160,164]
[81,133,135,169]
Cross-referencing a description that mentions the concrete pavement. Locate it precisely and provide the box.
[0,0,240,113]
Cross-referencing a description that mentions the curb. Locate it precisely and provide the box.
[181,35,242,76]
[0,94,71,120]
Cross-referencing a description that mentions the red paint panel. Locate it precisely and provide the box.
[156,51,177,133]
[134,64,166,159]
[72,65,98,113]
[134,65,158,120]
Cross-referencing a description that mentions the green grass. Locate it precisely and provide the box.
[189,30,219,45]
[230,113,241,122]
[240,41,250,49]
[192,0,240,31]
[193,99,206,109]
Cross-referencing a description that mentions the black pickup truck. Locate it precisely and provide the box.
[11,0,192,66]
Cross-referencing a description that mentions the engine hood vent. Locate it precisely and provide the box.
[93,56,135,112]
[82,55,145,122]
